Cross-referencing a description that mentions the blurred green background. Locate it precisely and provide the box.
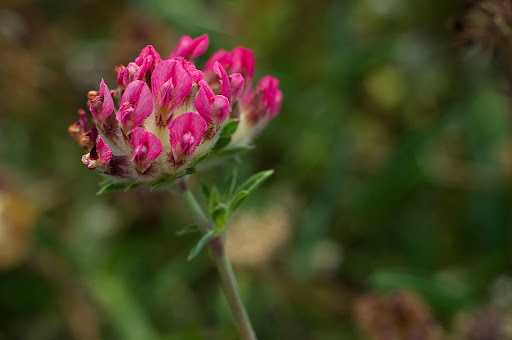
[1,0,512,339]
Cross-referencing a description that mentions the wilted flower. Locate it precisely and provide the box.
[69,35,283,184]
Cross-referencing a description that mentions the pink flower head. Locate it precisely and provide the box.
[130,127,162,173]
[116,45,161,88]
[116,80,153,134]
[168,112,207,160]
[205,46,254,88]
[169,34,209,60]
[151,59,193,122]
[82,135,112,170]
[89,79,114,123]
[195,79,230,125]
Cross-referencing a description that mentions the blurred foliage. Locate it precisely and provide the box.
[1,0,512,339]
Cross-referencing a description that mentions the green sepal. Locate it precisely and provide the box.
[176,224,201,236]
[212,203,228,229]
[188,230,216,261]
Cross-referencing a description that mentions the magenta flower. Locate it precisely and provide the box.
[205,46,255,89]
[116,45,161,88]
[195,79,230,125]
[70,34,282,184]
[169,34,209,60]
[89,79,114,124]
[130,127,162,173]
[243,76,283,124]
[82,135,113,170]
[152,59,193,123]
[168,112,207,161]
[257,75,283,120]
[116,80,153,134]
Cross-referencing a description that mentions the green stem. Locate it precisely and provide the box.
[175,177,257,340]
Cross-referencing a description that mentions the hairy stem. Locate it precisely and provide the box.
[175,177,257,340]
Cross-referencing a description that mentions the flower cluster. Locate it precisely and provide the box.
[69,35,282,184]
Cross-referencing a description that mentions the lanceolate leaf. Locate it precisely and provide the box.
[228,190,249,214]
[237,169,274,195]
[208,186,219,213]
[176,224,200,236]
[188,230,216,261]
[212,120,240,152]
[221,167,238,202]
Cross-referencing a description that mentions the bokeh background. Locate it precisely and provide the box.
[1,0,512,339]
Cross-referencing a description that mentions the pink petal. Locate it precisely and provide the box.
[269,90,283,119]
[180,59,204,83]
[169,34,209,59]
[194,80,214,124]
[211,95,230,124]
[258,76,281,119]
[130,127,162,172]
[231,46,254,84]
[168,112,207,158]
[151,59,192,117]
[204,49,231,74]
[92,79,114,121]
[169,35,192,58]
[120,80,153,126]
[97,135,112,164]
[213,61,231,101]
[135,45,161,66]
[229,73,244,101]
[145,131,163,163]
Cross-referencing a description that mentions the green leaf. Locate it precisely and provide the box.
[228,190,249,214]
[188,230,216,261]
[176,224,201,236]
[221,119,240,136]
[221,167,238,202]
[97,181,129,195]
[208,186,219,213]
[237,169,274,195]
[212,120,240,152]
[212,203,228,229]
[150,177,176,190]
[201,183,211,203]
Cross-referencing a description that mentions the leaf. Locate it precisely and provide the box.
[228,190,249,214]
[201,183,211,203]
[212,203,228,229]
[214,146,252,158]
[212,120,240,152]
[208,186,219,213]
[237,169,274,195]
[97,181,129,195]
[151,177,176,190]
[221,167,238,202]
[176,224,200,236]
[188,230,216,261]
